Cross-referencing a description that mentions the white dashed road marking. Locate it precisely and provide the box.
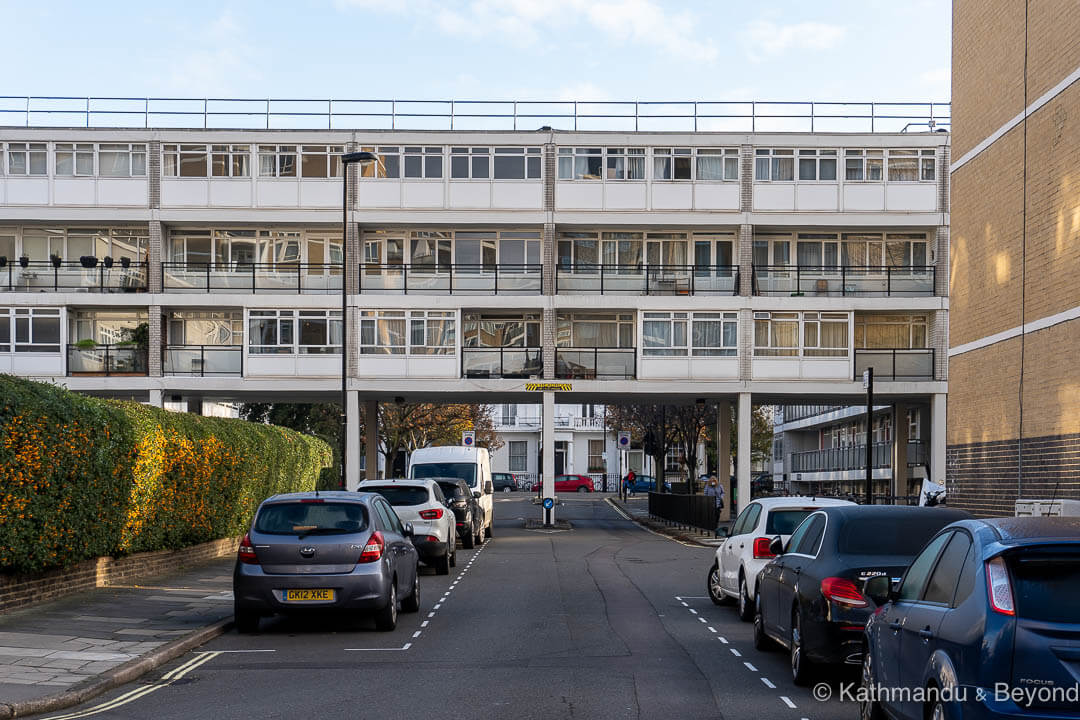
[761,678,776,689]
[780,696,797,709]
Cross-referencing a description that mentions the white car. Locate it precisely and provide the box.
[708,496,854,620]
[359,479,457,575]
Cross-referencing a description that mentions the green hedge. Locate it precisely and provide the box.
[0,375,332,574]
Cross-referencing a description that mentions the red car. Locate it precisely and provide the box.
[531,474,595,493]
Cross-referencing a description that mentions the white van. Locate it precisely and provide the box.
[409,446,493,541]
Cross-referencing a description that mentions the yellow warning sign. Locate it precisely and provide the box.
[525,383,572,392]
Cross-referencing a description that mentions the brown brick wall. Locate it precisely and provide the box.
[0,537,239,615]
[948,336,1022,447]
[1026,0,1080,100]
[1020,318,1080,438]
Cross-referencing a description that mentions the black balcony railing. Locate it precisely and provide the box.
[359,263,543,294]
[1,260,148,292]
[461,347,542,378]
[752,265,936,296]
[854,348,936,381]
[555,264,738,295]
[163,345,243,376]
[555,348,636,379]
[782,405,844,423]
[67,344,148,376]
[790,442,892,473]
[162,262,342,294]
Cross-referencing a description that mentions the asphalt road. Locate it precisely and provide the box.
[41,496,859,720]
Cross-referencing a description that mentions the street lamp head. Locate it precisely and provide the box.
[342,151,378,164]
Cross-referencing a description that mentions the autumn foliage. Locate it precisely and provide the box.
[0,375,332,574]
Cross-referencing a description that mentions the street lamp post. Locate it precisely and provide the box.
[340,151,378,490]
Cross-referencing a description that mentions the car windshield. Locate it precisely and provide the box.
[365,485,429,506]
[1010,549,1080,623]
[765,510,814,535]
[838,515,956,555]
[437,482,466,499]
[255,502,367,536]
[412,462,477,487]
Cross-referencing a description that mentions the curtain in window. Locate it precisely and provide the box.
[697,155,725,181]
[572,321,618,347]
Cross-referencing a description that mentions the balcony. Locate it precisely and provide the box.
[782,405,844,423]
[790,441,926,473]
[67,344,148,376]
[1,260,147,293]
[359,264,542,295]
[555,264,738,295]
[854,348,936,381]
[555,348,636,379]
[163,345,243,376]
[752,265,936,297]
[461,348,543,379]
[162,263,342,294]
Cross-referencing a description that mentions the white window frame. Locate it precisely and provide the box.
[0,307,11,352]
[98,144,147,177]
[494,147,541,180]
[588,439,605,472]
[403,146,443,179]
[14,307,61,353]
[844,149,884,182]
[450,146,490,180]
[248,310,295,355]
[163,144,209,178]
[296,310,342,355]
[359,310,406,355]
[643,312,688,356]
[839,232,930,267]
[691,312,738,357]
[604,148,646,181]
[653,147,693,181]
[854,314,928,349]
[300,145,344,179]
[509,440,528,472]
[797,149,838,182]
[6,143,48,176]
[258,145,297,178]
[358,146,401,179]
[695,148,739,182]
[407,310,456,355]
[802,312,849,357]
[557,147,603,181]
[55,143,95,176]
[753,311,800,357]
[886,149,936,182]
[210,145,251,178]
[754,148,795,182]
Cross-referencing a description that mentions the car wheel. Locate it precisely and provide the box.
[435,551,451,575]
[485,522,494,539]
[400,572,420,613]
[708,562,730,606]
[737,574,754,622]
[790,607,813,686]
[577,486,587,493]
[462,520,476,549]
[374,579,398,631]
[859,648,886,720]
[234,604,260,634]
[753,595,774,651]
[503,486,512,493]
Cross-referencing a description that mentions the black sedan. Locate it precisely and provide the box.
[753,505,969,685]
[435,478,484,548]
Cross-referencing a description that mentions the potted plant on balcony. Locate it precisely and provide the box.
[50,254,62,269]
[79,255,98,269]
[103,256,114,269]
[74,338,98,350]
[19,256,29,268]
[120,256,131,269]
[0,256,6,268]
[116,322,150,374]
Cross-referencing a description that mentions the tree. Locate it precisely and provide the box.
[604,404,678,492]
[668,403,717,494]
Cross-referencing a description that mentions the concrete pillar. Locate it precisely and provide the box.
[542,391,555,524]
[346,391,361,490]
[365,398,379,482]
[737,392,752,514]
[931,393,946,488]
[148,304,163,377]
[717,400,732,522]
[148,389,163,408]
[738,224,753,296]
[891,402,909,500]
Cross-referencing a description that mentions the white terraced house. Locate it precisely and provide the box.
[0,98,949,511]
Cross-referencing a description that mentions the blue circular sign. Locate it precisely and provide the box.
[542,498,554,510]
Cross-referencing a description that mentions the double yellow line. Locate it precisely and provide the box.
[42,651,222,720]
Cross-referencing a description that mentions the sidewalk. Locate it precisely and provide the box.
[608,496,726,548]
[0,558,233,711]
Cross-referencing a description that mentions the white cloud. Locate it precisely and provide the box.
[741,19,848,63]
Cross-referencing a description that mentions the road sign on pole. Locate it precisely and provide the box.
[462,431,475,447]
[617,431,631,449]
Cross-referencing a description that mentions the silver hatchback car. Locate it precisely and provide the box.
[233,491,420,633]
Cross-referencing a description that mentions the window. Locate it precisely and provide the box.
[792,514,826,556]
[558,147,602,180]
[897,532,952,601]
[887,149,936,182]
[211,145,251,177]
[451,147,489,179]
[844,150,883,181]
[754,312,799,356]
[258,145,297,177]
[359,310,406,354]
[855,314,928,349]
[754,149,794,181]
[796,233,840,267]
[358,146,400,179]
[98,144,147,177]
[643,311,736,357]
[605,148,645,180]
[752,234,791,266]
[692,312,738,356]
[665,444,683,473]
[14,308,61,353]
[55,143,94,176]
[462,314,539,348]
[408,310,455,355]
[0,308,10,352]
[588,439,605,471]
[802,312,849,357]
[248,310,294,354]
[643,312,687,356]
[556,313,635,348]
[297,310,342,354]
[841,232,928,267]
[451,147,541,180]
[403,146,442,179]
[163,144,208,177]
[496,147,541,179]
[300,145,344,178]
[696,148,739,181]
[797,149,837,181]
[653,148,692,180]
[7,143,47,175]
[509,441,528,472]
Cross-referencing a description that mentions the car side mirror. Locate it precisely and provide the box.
[768,536,784,557]
[473,491,481,499]
[864,575,891,606]
[484,481,493,495]
[402,522,414,537]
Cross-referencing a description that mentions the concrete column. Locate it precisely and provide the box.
[365,398,379,482]
[737,392,752,514]
[891,402,909,499]
[147,220,163,293]
[931,393,946,488]
[346,391,361,490]
[148,389,163,408]
[717,400,732,522]
[738,308,753,381]
[542,307,556,379]
[542,390,555,524]
[738,224,753,296]
[148,304,162,377]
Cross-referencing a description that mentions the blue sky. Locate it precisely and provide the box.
[2,0,950,102]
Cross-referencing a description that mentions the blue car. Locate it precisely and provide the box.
[861,516,1080,720]
[624,474,672,493]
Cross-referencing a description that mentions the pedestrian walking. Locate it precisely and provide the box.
[625,470,636,498]
[703,474,725,537]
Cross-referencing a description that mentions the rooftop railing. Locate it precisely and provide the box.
[0,97,950,133]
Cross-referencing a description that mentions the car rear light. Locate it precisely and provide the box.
[752,537,776,559]
[419,508,444,520]
[300,498,324,503]
[821,577,869,608]
[424,535,439,543]
[986,556,1015,616]
[358,531,384,563]
[238,533,259,565]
